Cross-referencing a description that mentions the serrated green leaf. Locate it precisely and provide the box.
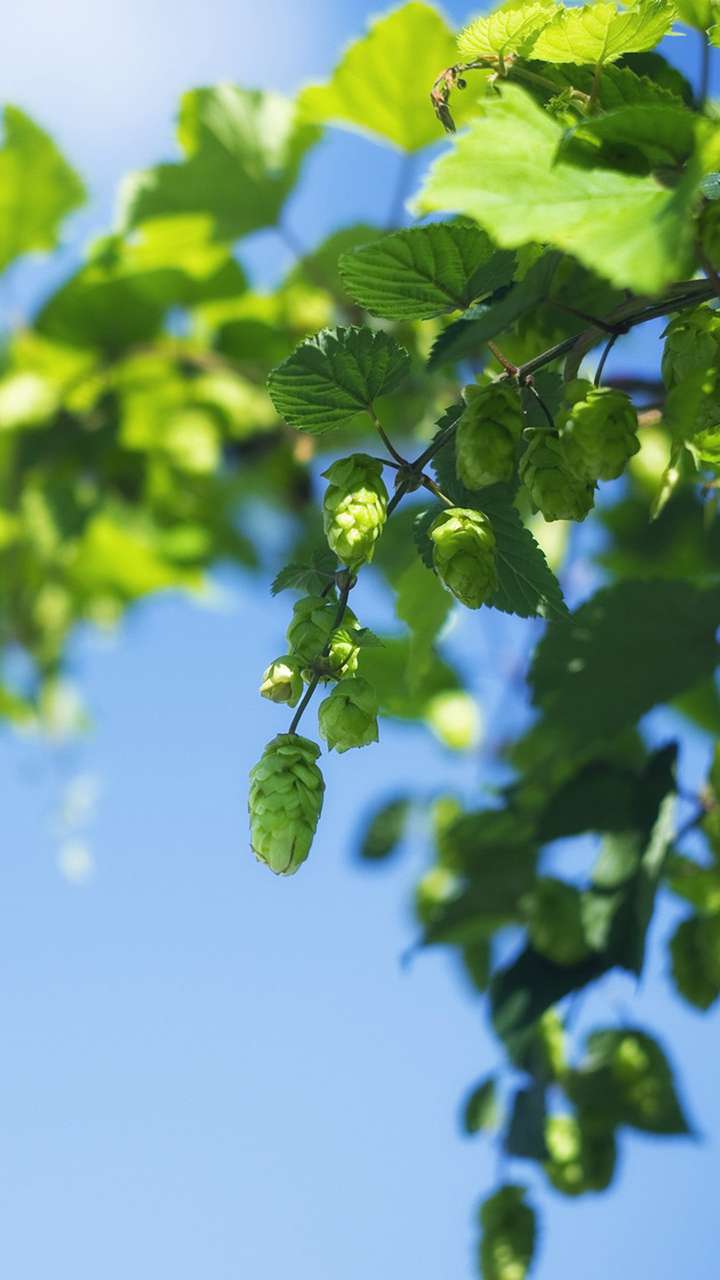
[298,2,462,152]
[462,1076,500,1135]
[358,796,411,861]
[271,549,338,596]
[120,87,320,240]
[532,0,676,65]
[476,485,569,622]
[339,223,516,320]
[413,84,700,293]
[458,2,558,60]
[670,913,720,1008]
[266,327,409,434]
[559,103,695,175]
[0,106,85,274]
[676,0,718,29]
[531,582,720,745]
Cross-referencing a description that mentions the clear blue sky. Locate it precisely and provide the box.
[0,5,718,1278]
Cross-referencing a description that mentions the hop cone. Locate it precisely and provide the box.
[286,595,360,680]
[318,676,379,752]
[259,655,303,707]
[560,380,639,482]
[519,432,594,522]
[429,507,498,609]
[524,876,589,967]
[662,306,720,391]
[479,1185,536,1280]
[248,733,324,875]
[544,1114,616,1196]
[456,382,523,489]
[322,453,388,568]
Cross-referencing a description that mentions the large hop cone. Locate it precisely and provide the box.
[519,432,594,522]
[479,1185,536,1280]
[318,676,379,752]
[259,655,304,707]
[662,305,720,391]
[248,733,324,875]
[559,380,639,482]
[286,595,360,680]
[456,382,523,489]
[322,453,388,568]
[429,507,498,609]
[544,1114,616,1196]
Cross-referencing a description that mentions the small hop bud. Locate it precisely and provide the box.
[322,453,388,569]
[318,676,379,752]
[286,595,361,681]
[248,733,324,875]
[559,380,639,482]
[519,431,594,522]
[456,382,523,489]
[259,655,304,707]
[429,507,498,609]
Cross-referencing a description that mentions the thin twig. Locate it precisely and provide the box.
[594,333,619,387]
[371,410,409,465]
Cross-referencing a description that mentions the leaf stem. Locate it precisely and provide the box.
[371,410,409,465]
[594,332,619,387]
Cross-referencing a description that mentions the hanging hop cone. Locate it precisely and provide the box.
[286,595,361,682]
[519,431,594,522]
[544,1114,616,1197]
[248,733,324,875]
[318,676,379,752]
[662,305,720,392]
[429,507,498,609]
[259,655,304,707]
[479,1185,536,1280]
[455,382,524,489]
[322,453,388,568]
[559,380,639,482]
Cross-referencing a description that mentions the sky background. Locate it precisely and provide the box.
[0,3,718,1278]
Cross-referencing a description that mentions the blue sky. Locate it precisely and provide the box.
[0,4,718,1278]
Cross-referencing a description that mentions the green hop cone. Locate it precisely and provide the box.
[479,1185,536,1280]
[544,1113,616,1197]
[662,305,720,391]
[456,382,524,489]
[318,676,379,752]
[322,453,388,568]
[286,595,360,681]
[429,507,498,609]
[524,876,589,967]
[519,431,594,522]
[248,733,325,875]
[559,380,639,482]
[259,655,304,707]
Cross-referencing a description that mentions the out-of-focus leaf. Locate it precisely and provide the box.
[358,796,411,861]
[0,106,85,274]
[505,1084,548,1159]
[670,913,720,1009]
[568,1027,691,1135]
[462,1076,500,1135]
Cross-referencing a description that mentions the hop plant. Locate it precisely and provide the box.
[455,382,524,489]
[322,453,388,568]
[662,305,720,391]
[479,1185,536,1280]
[318,676,379,752]
[429,507,498,609]
[524,876,589,967]
[559,380,640,482]
[248,733,325,875]
[286,595,360,681]
[544,1114,616,1197]
[259,655,304,707]
[519,431,595,522]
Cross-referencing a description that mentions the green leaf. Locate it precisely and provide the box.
[298,2,462,152]
[358,796,412,861]
[395,557,453,686]
[666,854,720,913]
[491,946,607,1051]
[271,548,339,596]
[0,106,85,274]
[458,2,558,60]
[413,84,700,292]
[121,87,320,240]
[266,327,409,434]
[569,1028,690,1135]
[338,223,516,320]
[358,634,462,723]
[537,761,642,841]
[558,104,696,176]
[287,224,384,297]
[670,913,720,1009]
[428,251,559,368]
[505,1084,549,1159]
[478,1185,536,1280]
[422,850,538,944]
[462,1076,500,1135]
[532,0,676,65]
[531,582,720,746]
[676,0,718,29]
